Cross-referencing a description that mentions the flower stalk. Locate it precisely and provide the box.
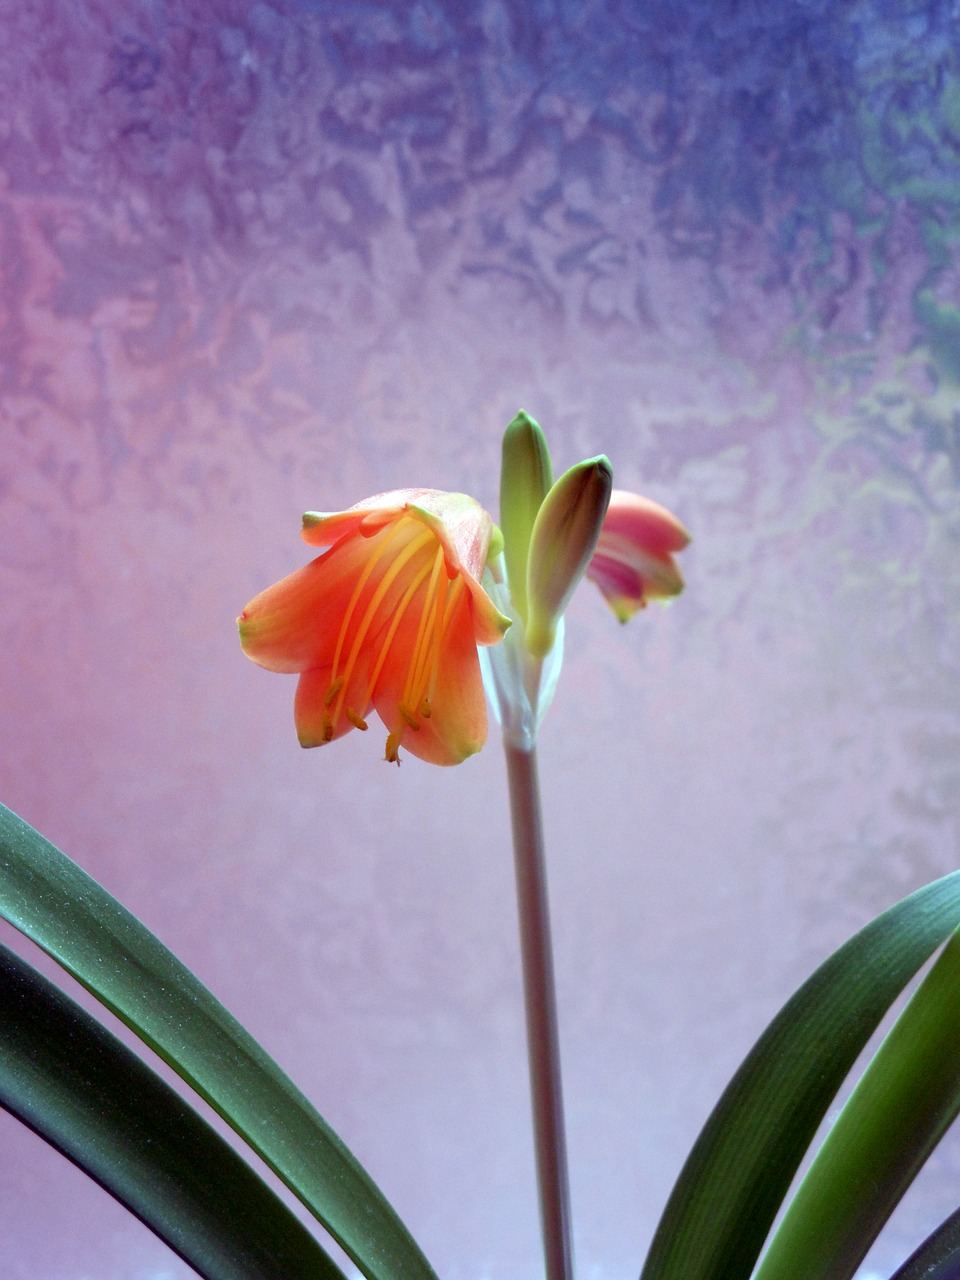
[487,412,688,1280]
[238,410,689,1280]
[505,740,574,1280]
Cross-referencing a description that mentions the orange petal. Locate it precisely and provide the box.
[406,491,494,582]
[301,504,396,548]
[238,535,375,673]
[396,499,510,646]
[294,662,374,748]
[463,573,513,646]
[300,489,452,548]
[373,590,487,765]
[403,502,510,644]
[244,488,507,766]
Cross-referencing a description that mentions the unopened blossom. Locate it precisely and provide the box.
[482,413,690,749]
[587,490,691,622]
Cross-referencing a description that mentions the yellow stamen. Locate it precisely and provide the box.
[400,546,445,714]
[357,548,439,761]
[361,558,435,708]
[320,514,469,761]
[421,576,466,712]
[330,517,408,683]
[329,522,434,726]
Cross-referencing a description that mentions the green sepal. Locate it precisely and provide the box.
[0,939,346,1280]
[499,411,554,624]
[525,455,612,659]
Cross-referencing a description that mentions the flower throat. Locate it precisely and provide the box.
[321,515,464,763]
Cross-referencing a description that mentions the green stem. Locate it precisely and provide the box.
[504,741,574,1280]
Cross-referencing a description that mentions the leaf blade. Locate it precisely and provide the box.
[754,924,960,1280]
[0,802,438,1280]
[640,871,960,1280]
[0,939,347,1280]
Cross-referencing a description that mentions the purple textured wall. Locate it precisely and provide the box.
[2,3,959,1277]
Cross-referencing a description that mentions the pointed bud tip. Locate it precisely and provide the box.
[506,409,540,432]
[499,410,555,623]
[524,451,614,656]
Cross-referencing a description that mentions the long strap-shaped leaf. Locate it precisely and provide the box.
[0,803,438,1280]
[640,870,960,1280]
[754,923,960,1280]
[0,940,346,1280]
[889,1205,960,1280]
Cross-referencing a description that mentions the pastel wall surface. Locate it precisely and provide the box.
[2,2,960,1277]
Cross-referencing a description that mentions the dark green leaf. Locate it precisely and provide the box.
[754,925,960,1280]
[640,871,960,1280]
[0,802,438,1280]
[889,1205,960,1280]
[0,939,345,1280]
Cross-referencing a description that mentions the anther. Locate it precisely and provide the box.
[399,703,420,731]
[419,698,432,719]
[324,677,344,708]
[384,731,402,764]
[321,715,334,744]
[346,707,368,731]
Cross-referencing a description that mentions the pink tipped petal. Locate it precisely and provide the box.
[600,491,691,555]
[587,554,647,621]
[587,489,689,620]
[411,491,495,581]
[592,538,686,599]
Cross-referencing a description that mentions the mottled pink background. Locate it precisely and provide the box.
[2,3,960,1278]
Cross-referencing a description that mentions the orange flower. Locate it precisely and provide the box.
[587,490,691,622]
[239,489,509,765]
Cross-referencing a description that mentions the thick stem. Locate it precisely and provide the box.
[504,741,574,1280]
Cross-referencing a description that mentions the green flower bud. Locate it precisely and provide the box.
[525,455,613,659]
[499,411,554,625]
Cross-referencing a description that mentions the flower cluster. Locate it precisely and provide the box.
[239,413,689,763]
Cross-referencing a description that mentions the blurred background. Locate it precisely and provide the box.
[2,2,959,1277]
